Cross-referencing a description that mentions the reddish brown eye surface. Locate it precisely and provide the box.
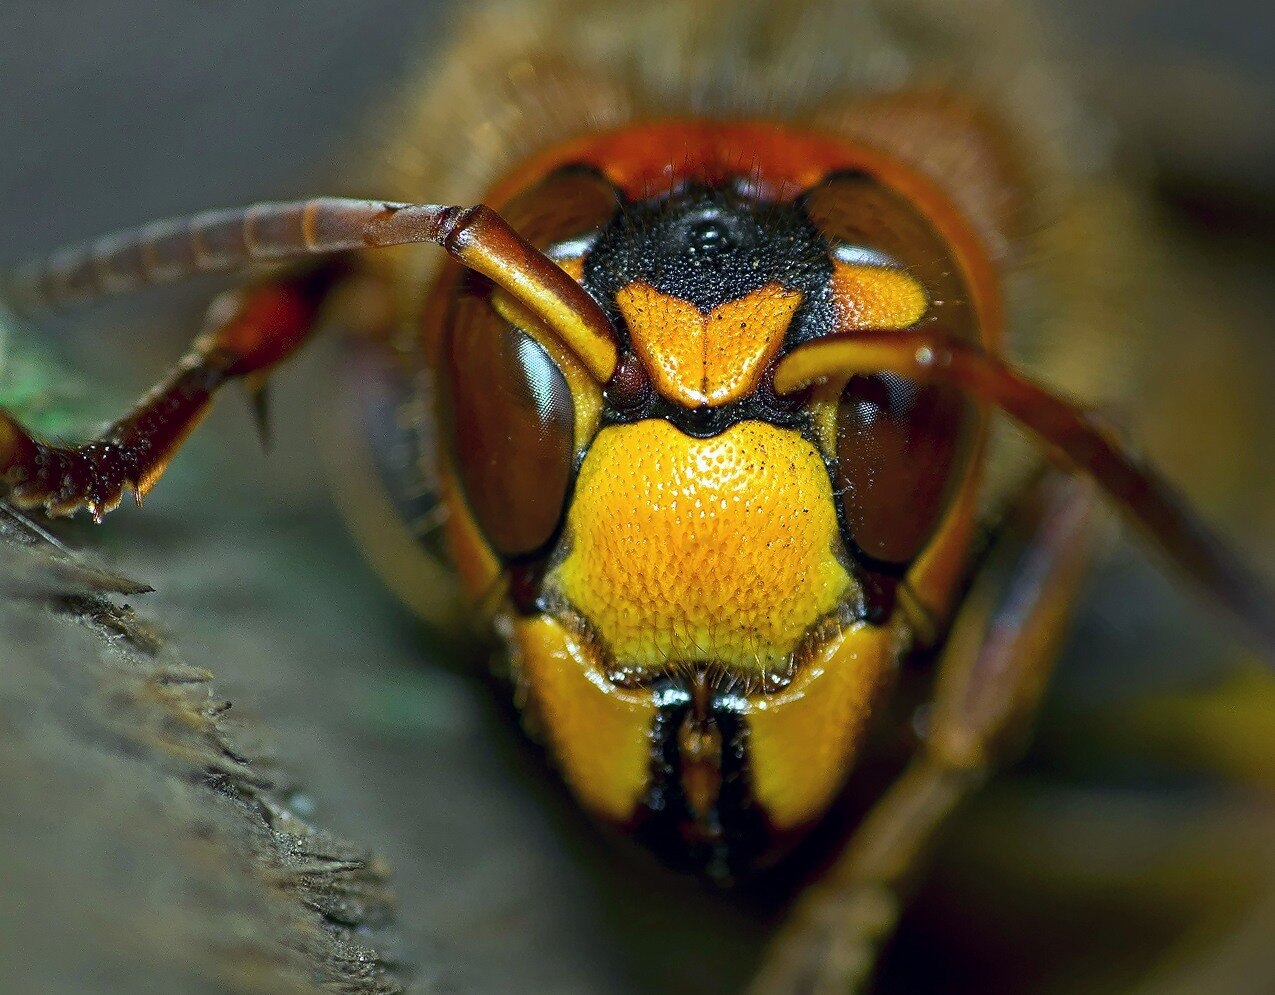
[443,289,574,560]
[438,166,619,561]
[836,374,971,568]
[805,170,980,568]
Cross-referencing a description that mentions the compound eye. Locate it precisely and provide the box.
[439,165,620,562]
[443,290,574,560]
[836,373,971,569]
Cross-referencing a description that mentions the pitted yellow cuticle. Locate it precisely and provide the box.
[550,419,853,675]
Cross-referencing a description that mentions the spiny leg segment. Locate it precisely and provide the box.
[1,264,340,520]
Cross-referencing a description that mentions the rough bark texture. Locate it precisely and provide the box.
[0,507,405,995]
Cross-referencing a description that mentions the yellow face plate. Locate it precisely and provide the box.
[616,281,801,408]
[512,616,658,822]
[549,418,854,677]
[746,618,905,827]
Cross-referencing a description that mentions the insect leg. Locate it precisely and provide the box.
[749,470,1103,995]
[0,263,343,521]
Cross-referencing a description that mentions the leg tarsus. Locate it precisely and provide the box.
[2,355,223,520]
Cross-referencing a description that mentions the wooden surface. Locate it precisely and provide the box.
[0,508,404,994]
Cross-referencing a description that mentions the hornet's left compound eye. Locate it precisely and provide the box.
[442,291,575,560]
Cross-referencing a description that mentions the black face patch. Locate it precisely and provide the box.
[580,183,842,438]
[583,182,837,343]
